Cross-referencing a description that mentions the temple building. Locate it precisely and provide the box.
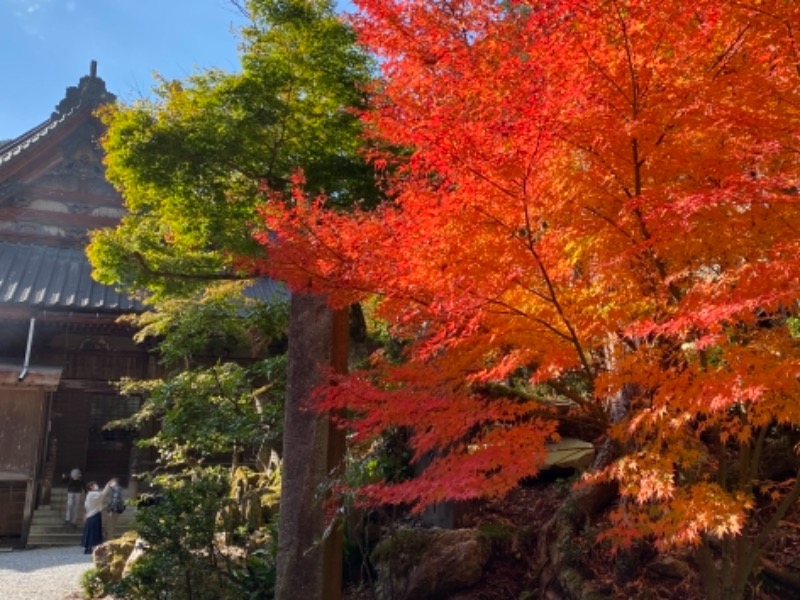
[0,62,153,547]
[0,60,286,548]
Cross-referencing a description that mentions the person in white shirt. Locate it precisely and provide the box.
[81,478,117,554]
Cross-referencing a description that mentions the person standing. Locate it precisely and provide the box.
[105,481,125,540]
[64,468,84,526]
[81,479,117,554]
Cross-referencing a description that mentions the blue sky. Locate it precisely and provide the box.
[0,0,353,142]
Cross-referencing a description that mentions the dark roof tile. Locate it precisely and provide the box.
[0,241,287,314]
[0,241,142,312]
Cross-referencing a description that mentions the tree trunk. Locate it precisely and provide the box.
[537,479,617,600]
[275,292,335,600]
[322,307,349,600]
[537,381,633,600]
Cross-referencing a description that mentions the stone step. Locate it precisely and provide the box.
[26,532,82,547]
[30,515,72,525]
[30,511,137,527]
[27,525,137,548]
[30,523,82,534]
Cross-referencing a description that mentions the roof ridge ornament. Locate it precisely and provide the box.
[52,60,116,119]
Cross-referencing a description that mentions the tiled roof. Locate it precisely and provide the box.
[0,241,142,312]
[0,113,70,168]
[0,240,287,314]
[245,278,289,305]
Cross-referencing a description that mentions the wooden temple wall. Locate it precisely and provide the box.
[0,388,47,539]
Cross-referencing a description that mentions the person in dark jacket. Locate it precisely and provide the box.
[105,481,125,539]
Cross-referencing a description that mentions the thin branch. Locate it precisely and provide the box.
[521,201,596,384]
[708,23,752,80]
[581,205,637,244]
[130,252,251,282]
[610,0,640,115]
[480,298,574,343]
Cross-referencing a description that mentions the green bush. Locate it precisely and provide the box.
[80,567,105,599]
[108,469,278,600]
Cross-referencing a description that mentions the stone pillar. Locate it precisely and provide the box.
[275,293,333,600]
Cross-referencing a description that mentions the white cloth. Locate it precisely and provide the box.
[84,482,113,519]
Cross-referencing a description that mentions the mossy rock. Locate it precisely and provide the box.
[371,527,491,600]
[93,531,138,585]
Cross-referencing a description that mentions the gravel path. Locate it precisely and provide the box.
[0,547,93,600]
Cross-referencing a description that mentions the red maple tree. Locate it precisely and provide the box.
[251,1,800,596]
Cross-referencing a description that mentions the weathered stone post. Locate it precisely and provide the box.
[275,293,348,600]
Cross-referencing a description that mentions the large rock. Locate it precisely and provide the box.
[123,537,150,576]
[371,527,491,600]
[93,531,138,585]
[646,556,692,580]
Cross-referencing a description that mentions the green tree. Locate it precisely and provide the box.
[87,1,377,598]
[98,281,287,600]
[88,0,376,301]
